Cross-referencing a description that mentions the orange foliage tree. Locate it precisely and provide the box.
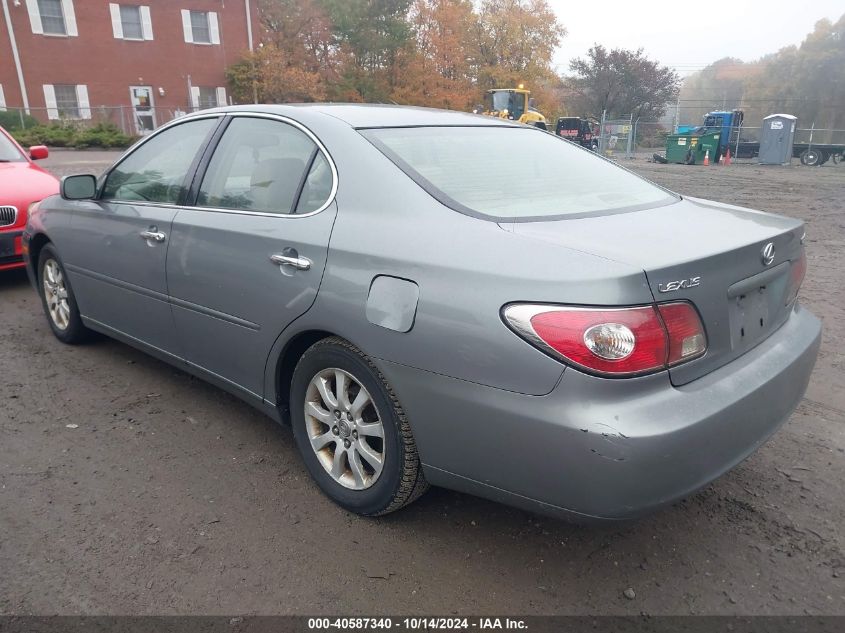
[390,0,479,109]
[228,0,566,113]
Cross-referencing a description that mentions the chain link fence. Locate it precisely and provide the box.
[598,120,845,164]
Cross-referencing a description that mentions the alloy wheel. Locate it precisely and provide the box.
[304,368,385,490]
[42,259,70,331]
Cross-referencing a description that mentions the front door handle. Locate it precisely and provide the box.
[270,253,311,271]
[140,229,166,243]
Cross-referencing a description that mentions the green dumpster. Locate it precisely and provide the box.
[665,132,721,164]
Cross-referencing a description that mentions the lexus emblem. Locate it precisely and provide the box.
[761,242,775,266]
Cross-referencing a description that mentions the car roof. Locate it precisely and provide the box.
[215,103,522,129]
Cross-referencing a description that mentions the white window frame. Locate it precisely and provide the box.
[181,9,219,45]
[0,85,6,111]
[109,4,153,40]
[42,84,90,120]
[26,0,78,37]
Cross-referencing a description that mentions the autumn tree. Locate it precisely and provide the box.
[390,0,479,109]
[679,15,845,137]
[227,0,570,113]
[319,0,414,101]
[568,45,680,120]
[475,0,565,91]
[677,57,760,123]
[226,0,334,103]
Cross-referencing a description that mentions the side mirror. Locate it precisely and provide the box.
[61,174,97,200]
[29,145,49,160]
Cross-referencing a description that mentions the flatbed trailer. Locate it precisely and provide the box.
[734,141,844,166]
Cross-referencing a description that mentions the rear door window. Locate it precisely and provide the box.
[197,117,332,215]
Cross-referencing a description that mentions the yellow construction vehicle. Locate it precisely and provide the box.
[474,86,548,130]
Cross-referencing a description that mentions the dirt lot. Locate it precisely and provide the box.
[1,151,843,615]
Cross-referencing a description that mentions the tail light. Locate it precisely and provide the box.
[785,250,807,306]
[503,302,707,377]
[657,302,707,366]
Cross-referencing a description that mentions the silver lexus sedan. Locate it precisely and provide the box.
[23,105,821,522]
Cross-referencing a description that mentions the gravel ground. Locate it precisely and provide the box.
[1,150,843,616]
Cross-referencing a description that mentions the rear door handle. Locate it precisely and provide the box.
[140,229,166,243]
[270,253,311,271]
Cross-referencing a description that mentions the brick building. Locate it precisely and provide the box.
[0,0,258,133]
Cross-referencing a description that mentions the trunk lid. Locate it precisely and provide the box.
[502,197,805,385]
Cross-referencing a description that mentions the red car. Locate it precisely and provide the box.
[1,126,58,271]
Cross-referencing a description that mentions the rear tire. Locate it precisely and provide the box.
[800,149,821,166]
[38,244,90,344]
[290,337,428,516]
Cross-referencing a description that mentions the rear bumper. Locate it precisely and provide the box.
[0,230,25,270]
[379,304,821,521]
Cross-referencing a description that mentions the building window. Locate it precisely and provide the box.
[190,86,227,111]
[53,84,79,118]
[43,84,90,120]
[197,87,217,109]
[109,4,153,40]
[120,5,142,39]
[190,11,210,43]
[181,9,219,45]
[26,0,77,37]
[0,85,6,111]
[38,0,65,34]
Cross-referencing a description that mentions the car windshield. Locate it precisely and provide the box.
[364,126,676,220]
[0,132,26,162]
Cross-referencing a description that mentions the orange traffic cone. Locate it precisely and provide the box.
[724,147,731,165]
[703,149,710,166]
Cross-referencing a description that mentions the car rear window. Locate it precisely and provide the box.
[363,126,676,221]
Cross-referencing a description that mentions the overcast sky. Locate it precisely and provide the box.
[548,0,844,76]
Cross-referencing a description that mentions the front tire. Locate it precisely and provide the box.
[290,337,428,516]
[38,244,89,344]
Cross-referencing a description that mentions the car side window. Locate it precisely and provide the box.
[101,118,218,204]
[197,117,331,215]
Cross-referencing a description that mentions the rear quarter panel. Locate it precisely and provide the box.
[266,114,654,397]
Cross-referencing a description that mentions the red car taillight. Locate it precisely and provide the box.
[657,302,708,366]
[785,250,807,306]
[503,302,707,377]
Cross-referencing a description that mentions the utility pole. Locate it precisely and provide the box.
[673,93,680,133]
